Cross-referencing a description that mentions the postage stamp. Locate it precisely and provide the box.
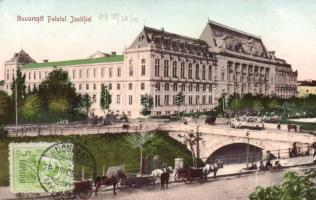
[9,141,96,193]
[9,142,53,193]
[9,142,75,193]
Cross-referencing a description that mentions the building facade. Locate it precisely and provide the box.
[297,80,316,97]
[1,21,298,118]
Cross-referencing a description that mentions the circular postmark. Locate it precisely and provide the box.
[36,141,96,193]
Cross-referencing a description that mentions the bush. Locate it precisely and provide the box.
[0,126,8,137]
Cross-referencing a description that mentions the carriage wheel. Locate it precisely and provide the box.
[51,192,63,200]
[174,172,182,182]
[61,191,74,200]
[184,176,192,184]
[78,188,93,199]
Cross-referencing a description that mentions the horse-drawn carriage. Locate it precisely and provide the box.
[120,174,156,189]
[174,167,205,184]
[174,161,223,184]
[51,180,93,200]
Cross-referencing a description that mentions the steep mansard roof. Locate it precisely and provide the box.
[199,20,269,58]
[128,26,212,57]
[22,55,124,69]
[6,49,36,64]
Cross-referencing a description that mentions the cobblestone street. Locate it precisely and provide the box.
[92,166,315,200]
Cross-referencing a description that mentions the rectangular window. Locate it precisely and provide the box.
[202,65,206,80]
[129,66,133,76]
[195,64,200,79]
[109,83,112,90]
[141,59,146,76]
[101,68,104,78]
[129,83,133,90]
[79,70,82,79]
[172,61,177,78]
[188,63,192,79]
[117,68,121,77]
[155,95,160,106]
[117,95,121,104]
[189,95,193,105]
[33,72,36,80]
[128,95,133,105]
[164,60,169,77]
[93,84,96,90]
[141,83,145,90]
[173,83,177,91]
[164,95,169,105]
[165,83,169,91]
[196,84,199,92]
[93,68,96,78]
[180,62,185,78]
[79,84,82,90]
[39,72,42,80]
[155,59,160,77]
[72,70,76,79]
[117,83,121,90]
[86,69,89,78]
[208,65,212,80]
[196,95,200,105]
[86,84,89,90]
[109,68,112,77]
[221,72,225,81]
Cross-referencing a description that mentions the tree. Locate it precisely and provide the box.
[173,92,184,107]
[126,132,154,174]
[10,68,27,123]
[20,95,40,123]
[268,99,280,112]
[140,94,153,117]
[38,69,79,112]
[81,94,92,117]
[249,170,316,200]
[48,98,70,120]
[100,85,111,114]
[0,91,11,125]
[253,100,263,114]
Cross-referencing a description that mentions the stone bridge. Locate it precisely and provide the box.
[157,123,316,162]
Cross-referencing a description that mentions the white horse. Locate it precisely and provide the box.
[202,160,224,180]
[151,167,173,181]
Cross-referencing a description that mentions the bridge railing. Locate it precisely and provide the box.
[6,124,156,137]
[204,145,312,165]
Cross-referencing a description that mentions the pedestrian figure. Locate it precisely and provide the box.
[290,142,298,158]
[277,122,281,130]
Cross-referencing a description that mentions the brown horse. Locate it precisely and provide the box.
[160,167,173,190]
[94,170,126,196]
[287,124,297,133]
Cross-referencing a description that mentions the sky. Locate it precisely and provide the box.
[0,0,315,80]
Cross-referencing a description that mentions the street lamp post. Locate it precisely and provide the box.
[246,130,250,168]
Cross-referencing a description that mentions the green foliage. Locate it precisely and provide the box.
[100,85,111,113]
[0,91,11,125]
[174,92,185,107]
[20,95,40,122]
[140,94,153,116]
[253,100,263,113]
[126,132,154,149]
[80,94,92,116]
[0,126,8,138]
[0,133,195,186]
[249,170,316,200]
[38,69,79,112]
[48,98,70,118]
[10,69,27,107]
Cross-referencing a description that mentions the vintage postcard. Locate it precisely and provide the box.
[1,0,316,199]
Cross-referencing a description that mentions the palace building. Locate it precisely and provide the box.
[1,20,298,118]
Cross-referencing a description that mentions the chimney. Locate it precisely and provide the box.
[43,59,49,63]
[111,51,116,56]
